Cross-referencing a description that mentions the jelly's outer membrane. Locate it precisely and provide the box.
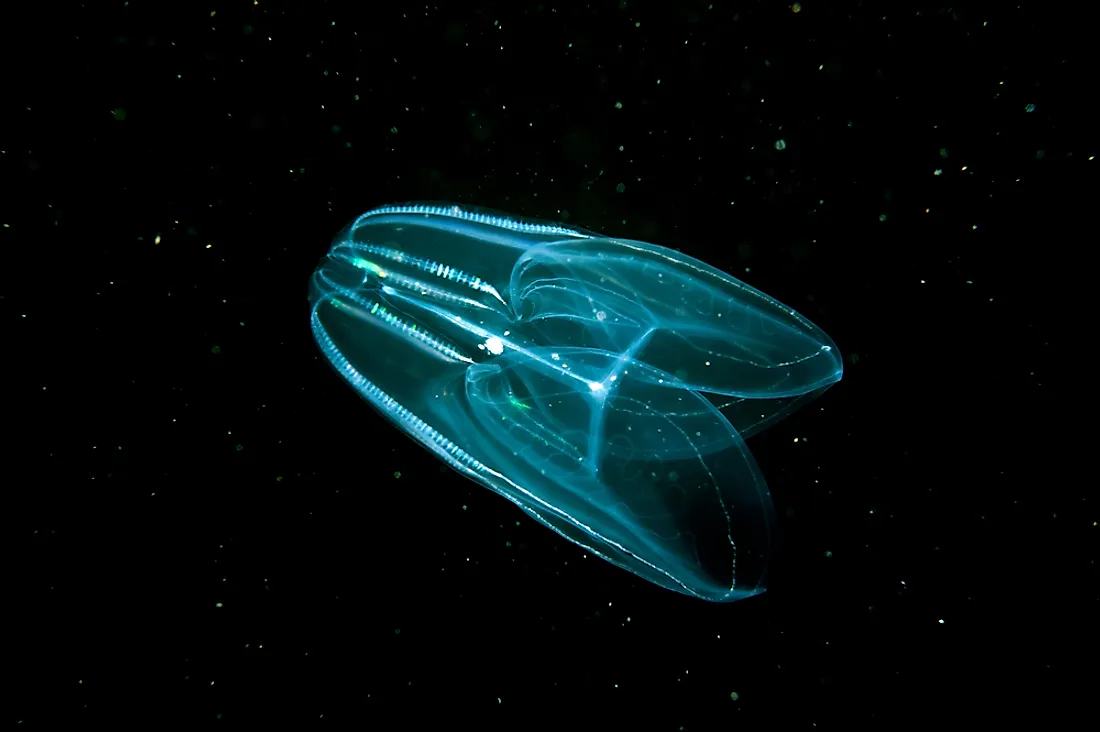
[310,203,843,601]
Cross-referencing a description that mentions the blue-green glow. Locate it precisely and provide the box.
[309,203,843,601]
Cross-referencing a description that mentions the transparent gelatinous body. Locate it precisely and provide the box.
[309,203,843,601]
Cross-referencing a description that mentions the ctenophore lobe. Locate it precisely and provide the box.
[309,203,843,601]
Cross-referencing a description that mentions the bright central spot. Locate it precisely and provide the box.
[484,336,504,355]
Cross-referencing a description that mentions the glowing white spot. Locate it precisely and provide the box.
[485,336,504,355]
[589,381,603,391]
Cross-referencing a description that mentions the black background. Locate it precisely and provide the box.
[8,0,1090,727]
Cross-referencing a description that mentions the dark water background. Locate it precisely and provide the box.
[7,1,1089,727]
